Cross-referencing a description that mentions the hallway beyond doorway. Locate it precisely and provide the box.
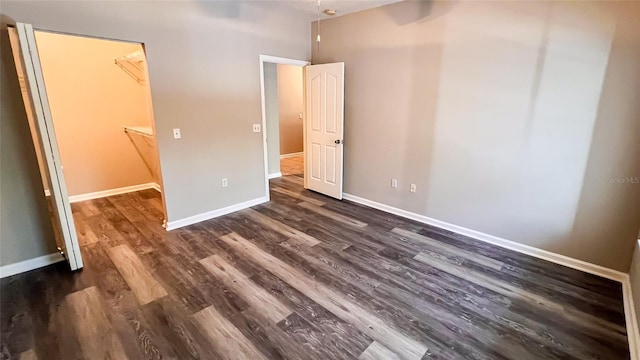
[280,154,303,176]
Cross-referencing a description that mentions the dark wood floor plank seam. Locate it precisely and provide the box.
[199,254,293,324]
[297,201,368,228]
[243,208,321,247]
[280,240,560,359]
[391,227,504,270]
[219,232,428,360]
[271,185,326,206]
[192,305,269,360]
[65,286,129,359]
[335,243,627,358]
[412,251,628,340]
[285,233,610,359]
[108,244,169,306]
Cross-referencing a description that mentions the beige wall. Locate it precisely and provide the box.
[312,0,640,271]
[0,1,310,267]
[35,31,155,196]
[277,64,303,155]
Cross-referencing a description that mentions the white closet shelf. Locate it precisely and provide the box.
[123,126,153,137]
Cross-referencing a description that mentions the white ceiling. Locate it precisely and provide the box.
[275,0,404,20]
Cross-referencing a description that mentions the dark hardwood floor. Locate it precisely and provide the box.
[0,175,630,359]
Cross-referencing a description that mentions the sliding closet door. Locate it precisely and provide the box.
[10,23,83,270]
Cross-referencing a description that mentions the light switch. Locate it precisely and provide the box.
[173,128,181,139]
[253,124,261,133]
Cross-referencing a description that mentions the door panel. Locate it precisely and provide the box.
[310,143,322,181]
[325,146,336,184]
[10,23,83,270]
[326,74,338,134]
[304,63,344,199]
[310,74,321,131]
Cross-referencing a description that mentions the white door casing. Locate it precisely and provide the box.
[11,23,83,270]
[259,55,310,200]
[304,62,345,199]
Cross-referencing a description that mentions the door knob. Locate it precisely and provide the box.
[334,139,343,144]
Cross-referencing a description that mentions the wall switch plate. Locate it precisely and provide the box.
[391,179,398,188]
[173,128,181,139]
[253,124,261,132]
[410,184,417,193]
[221,178,228,188]
[299,113,303,120]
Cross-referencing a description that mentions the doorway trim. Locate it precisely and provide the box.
[259,55,310,200]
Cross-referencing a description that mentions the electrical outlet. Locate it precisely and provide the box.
[391,179,398,188]
[252,124,261,132]
[173,128,181,139]
[410,184,417,193]
[221,178,228,188]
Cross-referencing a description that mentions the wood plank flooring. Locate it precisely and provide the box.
[0,175,630,359]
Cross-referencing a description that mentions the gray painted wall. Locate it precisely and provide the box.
[264,62,281,175]
[312,1,640,271]
[1,28,58,266]
[0,1,310,267]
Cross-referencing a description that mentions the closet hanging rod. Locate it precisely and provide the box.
[115,61,144,84]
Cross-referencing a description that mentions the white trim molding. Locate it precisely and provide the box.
[343,193,626,281]
[166,196,268,231]
[68,183,158,203]
[0,253,65,279]
[622,274,640,360]
[268,172,282,179]
[259,54,310,203]
[343,192,638,359]
[280,152,303,159]
[151,182,162,193]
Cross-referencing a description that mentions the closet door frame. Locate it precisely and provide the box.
[13,22,83,270]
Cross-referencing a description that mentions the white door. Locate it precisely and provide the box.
[9,23,83,270]
[304,62,345,199]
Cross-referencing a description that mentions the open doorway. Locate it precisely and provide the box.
[260,56,345,201]
[259,55,309,198]
[9,24,166,270]
[266,63,305,178]
[33,31,162,200]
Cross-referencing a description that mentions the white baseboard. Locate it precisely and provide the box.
[69,182,158,203]
[268,172,282,179]
[0,253,65,279]
[343,193,626,282]
[343,192,638,359]
[280,152,303,159]
[622,275,640,360]
[166,196,268,231]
